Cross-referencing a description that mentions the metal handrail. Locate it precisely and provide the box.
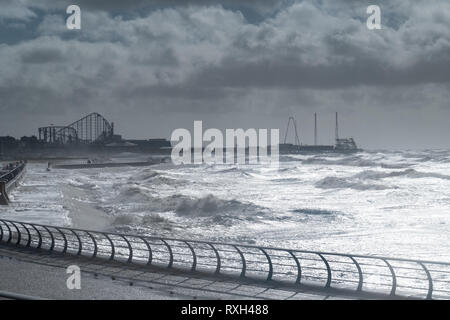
[0,290,45,300]
[0,162,26,183]
[0,162,26,205]
[0,218,449,299]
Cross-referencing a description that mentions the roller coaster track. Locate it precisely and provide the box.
[38,112,113,145]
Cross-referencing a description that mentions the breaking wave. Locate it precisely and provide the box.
[113,187,264,221]
[315,176,395,190]
[112,214,137,226]
[175,194,260,217]
[301,155,379,167]
[137,169,160,180]
[116,185,152,202]
[353,169,450,181]
[130,169,185,186]
[315,167,450,191]
[291,208,339,215]
[380,163,412,169]
[111,212,174,234]
[212,167,243,174]
[67,178,98,190]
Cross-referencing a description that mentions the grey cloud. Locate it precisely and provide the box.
[4,1,450,91]
[0,0,36,21]
[1,0,450,148]
[21,47,65,64]
[190,57,450,89]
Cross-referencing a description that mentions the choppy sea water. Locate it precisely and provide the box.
[2,150,450,261]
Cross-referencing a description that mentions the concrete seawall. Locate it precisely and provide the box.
[52,161,161,169]
[0,162,26,205]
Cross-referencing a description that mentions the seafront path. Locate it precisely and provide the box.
[0,243,359,300]
[1,218,450,300]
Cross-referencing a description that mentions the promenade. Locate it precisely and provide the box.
[1,218,450,300]
[0,244,377,300]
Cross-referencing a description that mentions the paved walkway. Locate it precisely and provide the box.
[0,244,374,300]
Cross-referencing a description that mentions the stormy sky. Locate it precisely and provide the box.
[1,0,450,149]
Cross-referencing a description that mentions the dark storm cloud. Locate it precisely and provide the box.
[21,47,64,64]
[0,85,65,114]
[1,0,450,148]
[118,84,230,102]
[190,57,450,89]
[46,0,282,12]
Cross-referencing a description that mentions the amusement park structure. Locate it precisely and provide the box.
[38,112,115,145]
[280,112,359,153]
[1,111,359,159]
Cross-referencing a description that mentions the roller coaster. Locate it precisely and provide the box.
[38,113,114,145]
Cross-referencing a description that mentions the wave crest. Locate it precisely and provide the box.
[315,176,395,190]
[175,194,259,217]
[353,169,450,181]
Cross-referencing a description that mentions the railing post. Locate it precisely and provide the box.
[0,220,4,241]
[161,239,173,268]
[86,231,98,258]
[121,235,133,263]
[103,233,115,261]
[318,253,332,288]
[383,259,397,296]
[71,229,82,255]
[348,256,363,292]
[233,245,246,278]
[31,225,42,249]
[289,251,302,285]
[208,243,221,275]
[42,226,55,252]
[19,223,32,248]
[55,227,68,254]
[10,221,22,246]
[260,248,273,281]
[184,241,197,272]
[140,237,152,266]
[5,222,12,244]
[419,262,433,300]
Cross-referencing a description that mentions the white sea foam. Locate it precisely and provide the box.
[2,150,450,260]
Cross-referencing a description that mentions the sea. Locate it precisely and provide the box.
[2,150,450,261]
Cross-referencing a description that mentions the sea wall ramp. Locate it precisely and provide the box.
[0,218,449,299]
[0,162,26,205]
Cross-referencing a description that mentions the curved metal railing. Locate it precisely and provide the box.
[0,162,26,205]
[0,162,26,183]
[0,218,450,299]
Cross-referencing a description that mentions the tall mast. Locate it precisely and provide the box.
[314,113,317,145]
[335,112,339,141]
[294,118,300,146]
